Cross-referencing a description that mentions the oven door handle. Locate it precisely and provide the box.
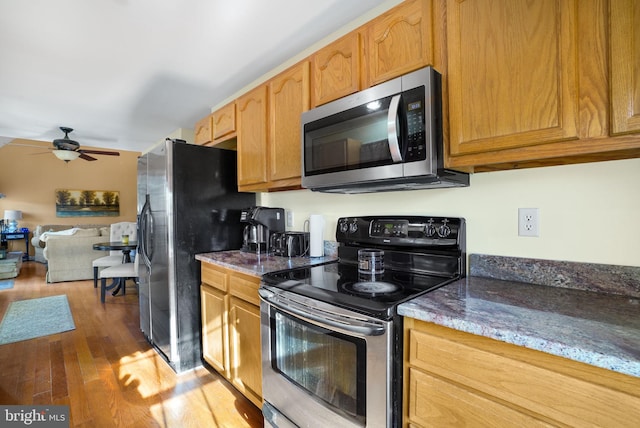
[259,289,386,337]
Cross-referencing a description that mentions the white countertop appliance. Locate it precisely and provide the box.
[259,215,466,427]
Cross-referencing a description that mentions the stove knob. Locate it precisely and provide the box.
[339,220,349,233]
[437,224,451,238]
[349,221,358,233]
[425,224,436,237]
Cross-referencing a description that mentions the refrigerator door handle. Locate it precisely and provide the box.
[139,195,154,265]
[147,207,154,262]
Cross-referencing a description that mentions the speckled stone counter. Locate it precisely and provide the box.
[398,254,640,378]
[195,250,337,277]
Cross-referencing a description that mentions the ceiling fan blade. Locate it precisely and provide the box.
[79,149,120,156]
[79,153,98,161]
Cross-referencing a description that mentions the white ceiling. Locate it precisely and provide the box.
[0,0,393,153]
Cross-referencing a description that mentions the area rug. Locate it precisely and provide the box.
[0,279,14,290]
[0,295,75,345]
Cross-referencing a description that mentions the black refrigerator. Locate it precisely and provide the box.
[137,139,255,373]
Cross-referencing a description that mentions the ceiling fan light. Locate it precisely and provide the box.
[53,149,80,161]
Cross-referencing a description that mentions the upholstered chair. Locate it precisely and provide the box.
[92,221,137,288]
[99,253,139,303]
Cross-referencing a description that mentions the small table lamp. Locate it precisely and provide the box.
[4,210,22,233]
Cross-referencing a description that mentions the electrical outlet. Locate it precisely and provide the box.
[286,210,294,228]
[518,208,539,237]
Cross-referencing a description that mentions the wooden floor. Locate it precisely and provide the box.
[0,261,264,428]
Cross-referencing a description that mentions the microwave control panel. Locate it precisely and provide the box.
[403,86,427,162]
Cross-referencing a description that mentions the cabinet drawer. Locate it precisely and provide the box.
[407,320,640,427]
[229,272,260,306]
[408,367,551,427]
[201,262,227,292]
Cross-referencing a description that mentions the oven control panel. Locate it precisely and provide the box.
[336,216,464,247]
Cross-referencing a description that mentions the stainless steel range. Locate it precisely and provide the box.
[259,215,466,428]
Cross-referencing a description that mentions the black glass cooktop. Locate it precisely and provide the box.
[261,261,454,319]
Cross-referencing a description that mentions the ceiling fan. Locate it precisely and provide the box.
[52,127,120,162]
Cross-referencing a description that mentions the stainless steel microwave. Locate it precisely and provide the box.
[301,66,469,193]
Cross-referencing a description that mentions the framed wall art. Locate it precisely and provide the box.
[55,189,120,217]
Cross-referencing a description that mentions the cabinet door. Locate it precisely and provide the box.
[194,114,213,146]
[312,32,361,106]
[366,0,434,86]
[447,0,579,156]
[237,85,268,188]
[269,62,310,187]
[229,297,262,408]
[201,285,228,376]
[212,102,236,141]
[610,0,640,135]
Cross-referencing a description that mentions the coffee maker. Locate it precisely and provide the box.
[240,207,285,253]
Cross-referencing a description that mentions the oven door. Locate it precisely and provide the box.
[259,285,393,428]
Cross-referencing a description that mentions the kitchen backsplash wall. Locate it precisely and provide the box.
[261,157,640,267]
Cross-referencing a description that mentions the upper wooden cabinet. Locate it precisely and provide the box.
[194,103,237,147]
[269,61,310,187]
[311,0,434,107]
[445,0,640,171]
[194,114,213,146]
[366,0,434,86]
[212,102,236,142]
[206,0,640,177]
[237,85,269,188]
[610,0,640,135]
[312,32,362,107]
[446,0,579,157]
[237,62,309,192]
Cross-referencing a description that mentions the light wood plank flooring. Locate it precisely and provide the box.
[0,261,264,428]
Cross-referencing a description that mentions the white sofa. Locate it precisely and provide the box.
[31,224,107,263]
[32,224,111,283]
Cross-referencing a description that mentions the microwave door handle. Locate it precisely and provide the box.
[387,94,403,162]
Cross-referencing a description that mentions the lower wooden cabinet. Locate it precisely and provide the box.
[201,284,228,376]
[200,262,262,408]
[229,296,262,405]
[404,318,640,427]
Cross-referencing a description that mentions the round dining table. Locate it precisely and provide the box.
[93,241,138,262]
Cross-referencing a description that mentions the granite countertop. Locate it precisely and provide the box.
[398,254,640,378]
[196,250,337,277]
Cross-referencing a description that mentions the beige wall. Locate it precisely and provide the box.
[262,158,640,268]
[0,140,140,254]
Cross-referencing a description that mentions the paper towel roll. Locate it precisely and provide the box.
[309,214,325,257]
